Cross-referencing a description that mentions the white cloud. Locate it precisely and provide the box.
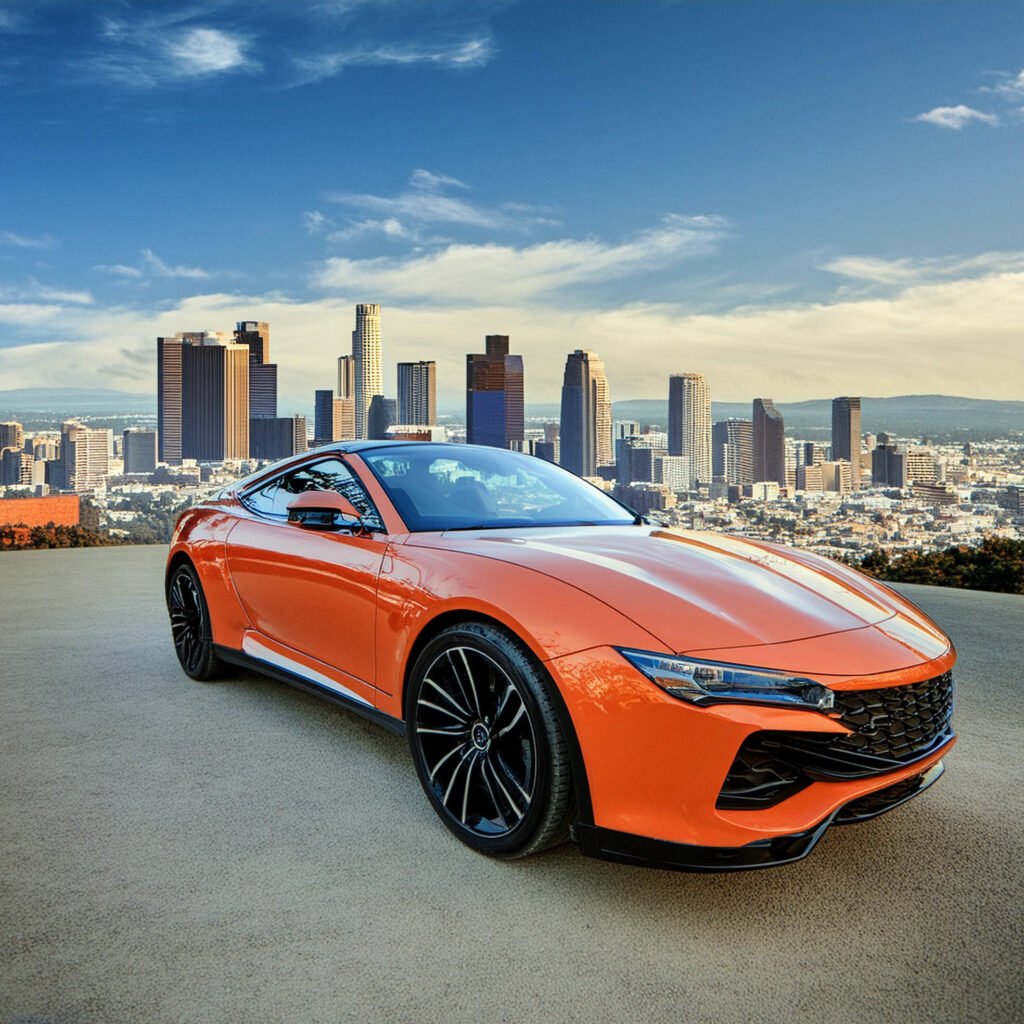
[0,281,94,305]
[78,17,257,88]
[313,214,731,303]
[165,27,249,75]
[95,263,145,278]
[326,168,560,233]
[409,169,468,191]
[10,1,502,91]
[1,264,1023,404]
[96,249,211,280]
[822,251,1024,285]
[0,303,69,326]
[981,68,1024,100]
[914,105,999,129]
[291,36,494,83]
[303,211,328,235]
[140,249,210,279]
[915,65,1024,131]
[327,218,414,243]
[0,230,58,249]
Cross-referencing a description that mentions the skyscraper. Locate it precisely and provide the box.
[250,416,308,460]
[559,349,612,478]
[334,398,355,441]
[466,335,525,450]
[752,398,786,486]
[352,304,382,440]
[397,360,437,425]
[157,335,185,465]
[235,322,277,427]
[667,372,711,490]
[122,429,157,474]
[248,363,278,419]
[712,419,754,485]
[59,421,112,493]
[368,396,397,440]
[181,339,250,461]
[872,435,907,487]
[314,389,335,446]
[831,396,863,487]
[293,415,308,455]
[1,448,33,486]
[0,421,25,454]
[233,320,269,362]
[337,354,355,399]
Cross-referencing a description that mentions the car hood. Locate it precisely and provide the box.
[406,526,950,663]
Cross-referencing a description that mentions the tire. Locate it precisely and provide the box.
[407,622,574,858]
[167,562,223,682]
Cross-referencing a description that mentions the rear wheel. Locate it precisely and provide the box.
[407,623,574,858]
[167,562,222,681]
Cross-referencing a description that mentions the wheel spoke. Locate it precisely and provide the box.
[427,739,465,783]
[442,747,476,810]
[478,754,509,830]
[494,701,526,739]
[424,676,471,719]
[496,749,533,804]
[419,698,469,724]
[415,725,470,737]
[493,683,515,725]
[484,755,524,822]
[445,649,475,717]
[457,648,483,718]
[460,751,480,824]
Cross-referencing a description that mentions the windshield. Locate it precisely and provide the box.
[360,444,637,532]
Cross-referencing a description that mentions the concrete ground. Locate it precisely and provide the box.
[1,545,1022,1024]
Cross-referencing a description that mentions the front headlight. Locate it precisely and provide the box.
[617,649,834,711]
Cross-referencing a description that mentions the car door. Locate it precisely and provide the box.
[226,456,389,695]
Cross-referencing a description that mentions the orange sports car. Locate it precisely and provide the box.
[166,442,956,870]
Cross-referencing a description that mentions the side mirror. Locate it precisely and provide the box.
[287,490,366,532]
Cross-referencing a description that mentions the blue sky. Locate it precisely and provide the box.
[1,0,1022,407]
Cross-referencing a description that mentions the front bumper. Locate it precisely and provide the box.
[575,760,946,872]
[546,644,956,859]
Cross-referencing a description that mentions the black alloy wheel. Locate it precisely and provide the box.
[167,563,222,681]
[407,622,574,858]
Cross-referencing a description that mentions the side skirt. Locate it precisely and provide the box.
[213,644,406,738]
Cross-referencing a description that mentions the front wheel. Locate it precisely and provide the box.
[167,562,222,681]
[407,623,574,858]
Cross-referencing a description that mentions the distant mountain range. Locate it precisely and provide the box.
[2,388,1021,440]
[530,395,1024,440]
[0,388,156,414]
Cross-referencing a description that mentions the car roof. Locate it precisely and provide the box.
[229,440,524,493]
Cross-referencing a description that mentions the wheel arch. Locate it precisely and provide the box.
[165,549,195,593]
[400,608,595,827]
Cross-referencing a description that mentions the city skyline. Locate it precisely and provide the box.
[1,2,1022,404]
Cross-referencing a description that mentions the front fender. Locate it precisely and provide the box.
[372,542,668,714]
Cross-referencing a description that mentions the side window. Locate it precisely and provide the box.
[243,478,280,517]
[243,458,383,530]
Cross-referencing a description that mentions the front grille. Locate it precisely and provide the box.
[716,750,810,810]
[829,671,955,763]
[717,672,954,808]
